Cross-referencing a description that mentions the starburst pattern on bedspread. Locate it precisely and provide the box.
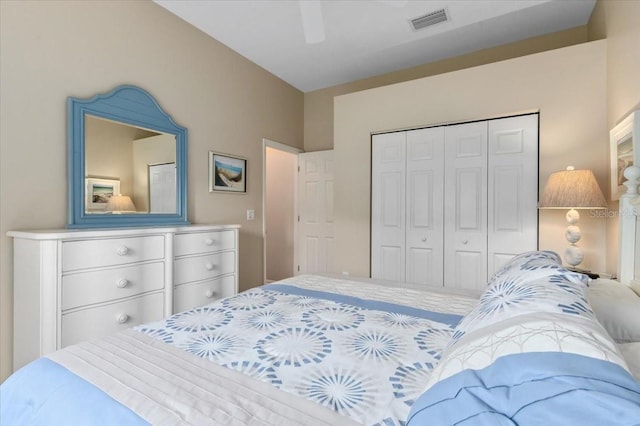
[136,282,469,426]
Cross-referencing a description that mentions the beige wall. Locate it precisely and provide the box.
[332,41,608,278]
[304,26,589,152]
[0,0,303,380]
[589,0,640,273]
[86,116,137,199]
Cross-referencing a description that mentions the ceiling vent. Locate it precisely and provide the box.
[410,8,449,31]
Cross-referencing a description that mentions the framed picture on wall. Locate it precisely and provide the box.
[610,110,639,200]
[209,151,247,193]
[86,177,120,210]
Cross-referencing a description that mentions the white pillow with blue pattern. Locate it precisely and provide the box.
[488,250,588,289]
[449,251,593,344]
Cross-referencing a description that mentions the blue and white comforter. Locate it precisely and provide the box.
[136,276,477,425]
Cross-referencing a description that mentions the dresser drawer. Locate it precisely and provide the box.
[173,275,237,313]
[174,230,235,257]
[62,235,165,272]
[174,251,236,284]
[61,292,164,348]
[61,262,165,311]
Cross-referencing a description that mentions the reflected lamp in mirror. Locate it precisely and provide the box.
[539,167,607,267]
[105,195,136,214]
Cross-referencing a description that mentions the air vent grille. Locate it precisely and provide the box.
[410,8,448,31]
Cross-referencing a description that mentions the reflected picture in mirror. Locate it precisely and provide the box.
[84,115,176,214]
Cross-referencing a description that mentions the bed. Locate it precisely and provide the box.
[2,168,640,425]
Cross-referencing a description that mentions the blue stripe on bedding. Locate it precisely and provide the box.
[0,358,147,426]
[265,283,463,327]
[407,352,640,426]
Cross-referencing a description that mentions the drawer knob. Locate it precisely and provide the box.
[205,262,215,271]
[204,238,214,246]
[205,289,215,298]
[421,237,427,242]
[116,246,129,256]
[116,313,129,324]
[116,278,129,288]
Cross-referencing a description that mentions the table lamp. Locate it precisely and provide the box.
[538,166,607,267]
[105,195,136,214]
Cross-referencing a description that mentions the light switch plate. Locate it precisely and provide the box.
[246,209,255,220]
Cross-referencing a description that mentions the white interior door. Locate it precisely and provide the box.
[371,132,406,281]
[149,163,176,213]
[297,150,334,274]
[405,127,445,285]
[444,122,488,290]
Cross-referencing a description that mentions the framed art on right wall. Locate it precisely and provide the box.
[610,110,640,200]
[208,151,247,193]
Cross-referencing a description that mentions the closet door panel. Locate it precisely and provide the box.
[371,132,406,281]
[405,127,444,285]
[488,115,539,275]
[444,122,488,289]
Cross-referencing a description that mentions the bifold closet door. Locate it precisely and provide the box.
[487,115,539,274]
[443,122,488,290]
[405,128,445,285]
[371,132,406,281]
[371,128,444,284]
[372,114,538,289]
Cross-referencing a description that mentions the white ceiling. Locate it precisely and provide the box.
[154,0,596,92]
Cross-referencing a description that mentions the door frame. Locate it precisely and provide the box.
[262,138,302,284]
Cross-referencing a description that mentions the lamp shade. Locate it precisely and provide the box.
[538,168,607,209]
[105,195,136,213]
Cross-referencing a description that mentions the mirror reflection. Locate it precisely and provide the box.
[84,115,177,215]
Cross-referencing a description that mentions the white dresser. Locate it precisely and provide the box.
[9,224,239,370]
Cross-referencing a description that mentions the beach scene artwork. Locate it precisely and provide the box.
[92,184,115,203]
[210,152,246,192]
[85,178,120,211]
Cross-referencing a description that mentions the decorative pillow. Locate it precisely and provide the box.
[412,255,638,425]
[487,250,588,290]
[449,274,596,344]
[588,278,640,343]
[447,251,594,345]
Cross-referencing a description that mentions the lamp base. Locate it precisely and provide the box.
[564,244,584,267]
[563,209,583,267]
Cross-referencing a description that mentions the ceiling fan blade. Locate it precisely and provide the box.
[299,0,325,44]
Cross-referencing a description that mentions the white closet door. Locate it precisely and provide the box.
[405,127,445,285]
[487,115,539,274]
[297,151,334,274]
[371,132,406,281]
[444,122,488,290]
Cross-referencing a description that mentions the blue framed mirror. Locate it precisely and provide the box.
[68,85,189,228]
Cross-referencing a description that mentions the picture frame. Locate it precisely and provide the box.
[610,110,639,200]
[209,151,247,193]
[86,177,120,210]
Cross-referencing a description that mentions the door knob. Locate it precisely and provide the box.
[116,313,129,324]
